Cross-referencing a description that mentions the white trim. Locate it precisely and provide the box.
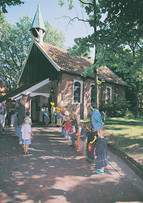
[73,79,83,104]
[106,85,112,103]
[30,93,50,98]
[11,78,50,100]
[35,41,61,71]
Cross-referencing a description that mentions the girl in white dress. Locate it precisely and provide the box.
[21,116,33,154]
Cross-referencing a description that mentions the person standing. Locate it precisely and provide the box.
[0,100,7,133]
[50,102,56,126]
[86,122,97,162]
[21,116,33,154]
[10,100,16,127]
[90,103,103,136]
[44,107,49,126]
[17,97,26,144]
[96,127,109,174]
[88,104,103,162]
[68,120,76,146]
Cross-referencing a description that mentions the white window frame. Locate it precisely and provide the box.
[73,80,83,104]
[106,86,112,103]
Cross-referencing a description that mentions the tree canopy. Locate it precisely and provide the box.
[0,14,65,90]
[0,0,24,13]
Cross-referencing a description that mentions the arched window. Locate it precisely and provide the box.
[74,81,81,103]
[91,84,95,104]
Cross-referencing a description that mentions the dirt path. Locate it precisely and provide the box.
[0,126,143,203]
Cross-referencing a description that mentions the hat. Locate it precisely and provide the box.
[24,116,31,124]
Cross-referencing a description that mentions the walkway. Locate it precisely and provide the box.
[0,126,143,203]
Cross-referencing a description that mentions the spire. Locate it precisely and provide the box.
[30,5,46,44]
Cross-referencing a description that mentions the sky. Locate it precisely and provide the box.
[5,0,94,57]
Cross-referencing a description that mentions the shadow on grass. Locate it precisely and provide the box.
[108,133,143,153]
[105,118,143,126]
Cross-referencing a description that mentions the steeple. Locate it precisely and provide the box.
[30,5,46,45]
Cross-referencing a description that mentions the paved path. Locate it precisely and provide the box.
[0,126,143,203]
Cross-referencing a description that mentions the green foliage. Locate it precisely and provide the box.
[0,14,65,89]
[58,0,143,115]
[44,22,65,48]
[0,0,24,13]
[125,111,135,119]
[100,100,130,117]
[0,16,33,89]
[58,0,74,9]
[67,37,91,58]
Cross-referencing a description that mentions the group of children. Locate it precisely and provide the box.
[62,114,109,174]
[13,102,109,172]
[41,102,66,126]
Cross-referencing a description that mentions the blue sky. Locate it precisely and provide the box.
[5,0,94,55]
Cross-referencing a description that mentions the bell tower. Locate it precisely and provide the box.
[30,5,46,45]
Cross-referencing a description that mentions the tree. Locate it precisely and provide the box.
[59,0,143,117]
[98,0,143,117]
[59,0,105,109]
[0,0,24,13]
[0,15,65,89]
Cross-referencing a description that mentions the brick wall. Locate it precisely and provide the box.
[56,72,126,120]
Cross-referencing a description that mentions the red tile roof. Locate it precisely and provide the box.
[40,42,128,86]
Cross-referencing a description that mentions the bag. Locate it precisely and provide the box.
[31,134,34,141]
[88,143,92,152]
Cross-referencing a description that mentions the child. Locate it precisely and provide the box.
[86,122,97,163]
[50,102,56,126]
[21,116,33,154]
[63,116,71,140]
[68,120,76,146]
[71,114,78,133]
[96,127,108,174]
[56,106,62,126]
[75,123,82,152]
[80,123,87,156]
[61,115,67,137]
[44,107,49,125]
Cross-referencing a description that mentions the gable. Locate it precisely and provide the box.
[19,43,59,86]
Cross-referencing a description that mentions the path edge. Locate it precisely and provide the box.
[108,143,143,180]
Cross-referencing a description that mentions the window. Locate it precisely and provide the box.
[90,84,95,104]
[106,86,112,103]
[73,80,83,103]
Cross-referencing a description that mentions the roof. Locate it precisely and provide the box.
[29,5,46,32]
[39,42,128,87]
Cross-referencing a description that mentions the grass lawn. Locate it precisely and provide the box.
[104,117,143,166]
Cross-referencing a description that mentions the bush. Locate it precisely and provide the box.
[125,110,135,118]
[100,100,130,117]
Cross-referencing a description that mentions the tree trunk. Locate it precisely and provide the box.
[93,0,99,109]
[94,68,99,109]
[135,81,139,118]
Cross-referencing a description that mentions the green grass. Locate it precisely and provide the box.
[104,117,143,165]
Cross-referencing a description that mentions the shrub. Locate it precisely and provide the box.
[100,100,130,117]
